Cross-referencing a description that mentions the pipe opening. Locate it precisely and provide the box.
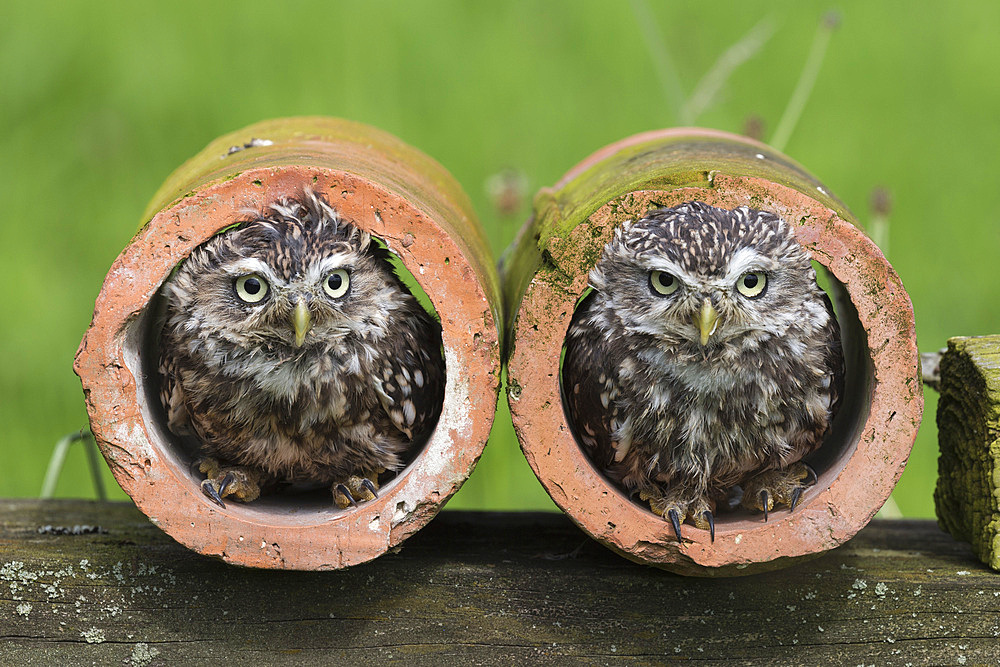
[558,217,874,532]
[127,222,446,521]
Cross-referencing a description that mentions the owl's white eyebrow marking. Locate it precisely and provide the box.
[225,258,285,286]
[309,252,356,282]
[725,247,770,280]
[643,258,687,277]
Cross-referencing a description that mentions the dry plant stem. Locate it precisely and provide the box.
[771,12,840,152]
[629,0,685,120]
[41,430,105,501]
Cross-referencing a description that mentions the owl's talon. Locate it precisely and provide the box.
[701,510,715,543]
[790,486,803,512]
[333,474,381,508]
[643,488,716,542]
[803,463,818,486]
[218,472,236,497]
[335,484,358,508]
[667,508,683,541]
[200,479,227,509]
[742,463,816,520]
[197,464,262,505]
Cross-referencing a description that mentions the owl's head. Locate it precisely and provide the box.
[590,201,821,348]
[164,192,407,355]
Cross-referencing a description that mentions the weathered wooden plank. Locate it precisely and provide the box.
[1,499,998,665]
[935,335,1000,571]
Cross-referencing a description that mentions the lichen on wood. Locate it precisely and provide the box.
[935,335,1000,570]
[2,499,998,664]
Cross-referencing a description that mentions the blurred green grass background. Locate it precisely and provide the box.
[2,0,998,516]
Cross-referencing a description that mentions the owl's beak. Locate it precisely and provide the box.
[695,298,720,345]
[291,298,312,348]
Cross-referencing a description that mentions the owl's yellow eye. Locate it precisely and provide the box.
[650,270,679,296]
[736,271,767,298]
[323,269,350,298]
[234,274,269,303]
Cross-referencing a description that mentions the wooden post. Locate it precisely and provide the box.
[1,499,997,664]
[935,335,1000,570]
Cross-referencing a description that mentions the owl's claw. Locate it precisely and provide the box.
[201,479,227,508]
[196,458,263,506]
[335,484,358,508]
[642,488,714,542]
[701,509,715,543]
[218,472,236,497]
[332,474,381,509]
[802,463,818,486]
[667,508,683,541]
[742,463,817,521]
[790,486,804,512]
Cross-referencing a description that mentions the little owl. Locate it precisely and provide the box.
[158,191,445,509]
[563,201,843,541]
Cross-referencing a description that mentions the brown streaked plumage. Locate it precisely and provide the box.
[158,191,445,508]
[563,201,843,541]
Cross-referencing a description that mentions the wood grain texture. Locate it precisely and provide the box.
[935,335,1000,571]
[2,499,998,665]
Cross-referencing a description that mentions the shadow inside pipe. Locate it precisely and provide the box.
[559,244,873,529]
[126,231,445,521]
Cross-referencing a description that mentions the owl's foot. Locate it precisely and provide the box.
[196,458,263,508]
[741,463,817,521]
[640,488,715,543]
[332,472,382,509]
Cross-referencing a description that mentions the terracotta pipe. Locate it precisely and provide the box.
[75,117,501,570]
[502,128,922,576]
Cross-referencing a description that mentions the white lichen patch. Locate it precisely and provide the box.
[81,627,106,643]
[852,579,868,591]
[2,560,75,603]
[130,642,159,667]
[875,582,889,597]
[2,556,179,626]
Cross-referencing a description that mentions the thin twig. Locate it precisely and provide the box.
[41,429,105,500]
[84,432,107,501]
[771,11,840,152]
[683,18,776,124]
[629,0,686,121]
[41,430,86,498]
[868,186,891,258]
